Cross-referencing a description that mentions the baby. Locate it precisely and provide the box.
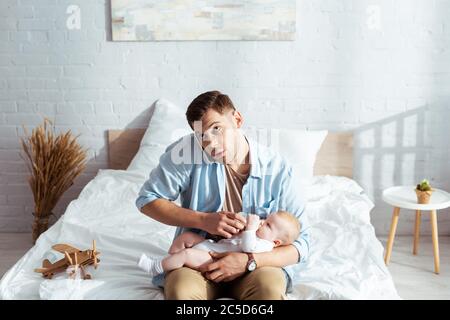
[138,211,301,277]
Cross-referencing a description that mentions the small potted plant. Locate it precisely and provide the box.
[415,179,434,204]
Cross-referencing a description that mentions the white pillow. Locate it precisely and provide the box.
[277,129,328,179]
[243,127,328,200]
[242,127,328,181]
[127,99,191,172]
[126,144,167,174]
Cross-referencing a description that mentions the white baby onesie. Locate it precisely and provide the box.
[137,230,274,276]
[192,230,274,253]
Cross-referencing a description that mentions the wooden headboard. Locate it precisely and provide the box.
[108,130,353,178]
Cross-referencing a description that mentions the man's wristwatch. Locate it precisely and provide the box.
[246,253,257,272]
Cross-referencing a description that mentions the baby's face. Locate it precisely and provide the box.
[255,214,284,243]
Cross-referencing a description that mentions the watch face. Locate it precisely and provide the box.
[248,260,257,271]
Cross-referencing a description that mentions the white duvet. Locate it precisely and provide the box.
[0,169,400,300]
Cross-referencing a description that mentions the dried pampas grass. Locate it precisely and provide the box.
[20,118,87,243]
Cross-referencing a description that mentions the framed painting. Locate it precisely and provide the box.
[111,0,296,41]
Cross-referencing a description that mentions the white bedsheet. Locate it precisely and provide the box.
[0,169,400,300]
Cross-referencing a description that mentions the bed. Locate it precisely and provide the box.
[0,101,400,300]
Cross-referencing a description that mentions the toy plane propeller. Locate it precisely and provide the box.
[34,240,100,279]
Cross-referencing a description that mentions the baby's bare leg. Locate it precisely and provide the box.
[162,248,213,272]
[169,232,206,254]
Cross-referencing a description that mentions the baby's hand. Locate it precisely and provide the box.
[246,214,260,231]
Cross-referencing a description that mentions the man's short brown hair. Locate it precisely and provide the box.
[186,90,236,129]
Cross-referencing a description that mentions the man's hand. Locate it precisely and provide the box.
[201,211,246,238]
[200,251,248,283]
[246,214,260,231]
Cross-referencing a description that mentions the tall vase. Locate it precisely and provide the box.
[32,214,51,244]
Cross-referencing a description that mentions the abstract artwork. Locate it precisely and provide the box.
[111,0,296,41]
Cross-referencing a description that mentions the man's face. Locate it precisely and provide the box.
[193,108,243,163]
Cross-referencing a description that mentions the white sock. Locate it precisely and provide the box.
[138,253,164,276]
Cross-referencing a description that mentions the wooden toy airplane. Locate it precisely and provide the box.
[34,240,100,280]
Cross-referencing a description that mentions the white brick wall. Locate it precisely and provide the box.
[0,0,449,236]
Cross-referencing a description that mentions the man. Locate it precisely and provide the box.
[136,91,309,299]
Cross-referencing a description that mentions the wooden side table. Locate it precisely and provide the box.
[382,186,450,274]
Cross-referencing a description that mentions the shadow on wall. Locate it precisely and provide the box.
[354,103,450,236]
[105,0,112,41]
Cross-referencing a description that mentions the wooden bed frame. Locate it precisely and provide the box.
[107,129,353,178]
